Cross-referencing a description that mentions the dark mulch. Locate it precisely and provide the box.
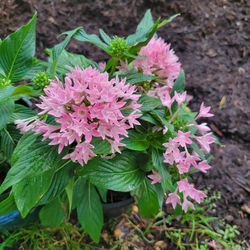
[0,0,249,244]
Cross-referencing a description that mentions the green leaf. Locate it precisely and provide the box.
[0,128,15,160]
[122,129,150,151]
[9,104,36,122]
[39,165,74,205]
[0,133,71,194]
[39,197,65,227]
[49,27,82,78]
[24,58,47,80]
[76,178,103,243]
[171,70,185,95]
[157,14,181,28]
[79,151,145,192]
[99,29,112,44]
[13,169,55,217]
[11,85,38,99]
[150,148,175,192]
[91,137,111,155]
[159,167,175,192]
[0,194,17,216]
[126,10,154,45]
[65,179,74,213]
[151,148,164,170]
[0,13,37,82]
[139,95,162,112]
[137,180,160,218]
[72,29,109,52]
[97,187,108,203]
[50,49,98,77]
[0,99,15,129]
[0,86,15,101]
[125,72,156,84]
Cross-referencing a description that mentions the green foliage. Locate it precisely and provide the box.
[0,133,71,194]
[0,13,36,82]
[48,27,82,78]
[0,99,15,130]
[171,70,186,96]
[0,194,17,216]
[39,197,65,227]
[13,169,55,217]
[79,151,145,192]
[136,180,160,218]
[75,178,104,243]
[139,94,162,112]
[122,128,150,151]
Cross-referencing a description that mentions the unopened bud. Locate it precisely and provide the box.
[109,36,128,58]
[33,72,49,88]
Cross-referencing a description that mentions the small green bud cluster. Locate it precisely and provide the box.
[109,37,128,58]
[141,81,152,91]
[33,72,49,88]
[0,77,11,87]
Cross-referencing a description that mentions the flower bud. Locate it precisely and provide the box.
[0,77,11,87]
[33,72,49,88]
[109,36,128,58]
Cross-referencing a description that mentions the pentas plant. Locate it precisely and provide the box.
[0,10,217,243]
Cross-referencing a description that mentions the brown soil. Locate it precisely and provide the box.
[0,0,249,246]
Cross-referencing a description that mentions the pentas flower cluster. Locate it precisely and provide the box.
[148,100,215,212]
[133,37,181,88]
[16,66,141,165]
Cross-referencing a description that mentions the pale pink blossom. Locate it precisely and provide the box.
[16,67,141,165]
[15,117,39,133]
[177,161,190,174]
[148,171,162,185]
[196,102,214,120]
[133,37,181,85]
[208,240,219,249]
[182,198,195,212]
[63,142,96,165]
[177,178,207,203]
[165,192,181,209]
[174,91,187,105]
[98,62,106,71]
[177,178,192,193]
[195,123,211,134]
[196,132,216,152]
[196,161,211,173]
[160,91,175,110]
[173,131,192,147]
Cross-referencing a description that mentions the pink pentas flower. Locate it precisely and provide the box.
[63,142,96,165]
[182,198,195,212]
[196,102,214,120]
[16,67,141,165]
[196,132,216,152]
[177,161,190,174]
[173,131,192,147]
[133,37,181,86]
[177,178,207,203]
[196,160,211,173]
[165,192,181,209]
[174,91,187,105]
[195,122,211,134]
[160,91,175,110]
[177,178,192,193]
[15,117,39,133]
[148,171,162,185]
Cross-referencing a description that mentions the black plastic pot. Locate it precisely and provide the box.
[102,196,134,219]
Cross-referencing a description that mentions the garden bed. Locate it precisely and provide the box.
[0,0,249,247]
